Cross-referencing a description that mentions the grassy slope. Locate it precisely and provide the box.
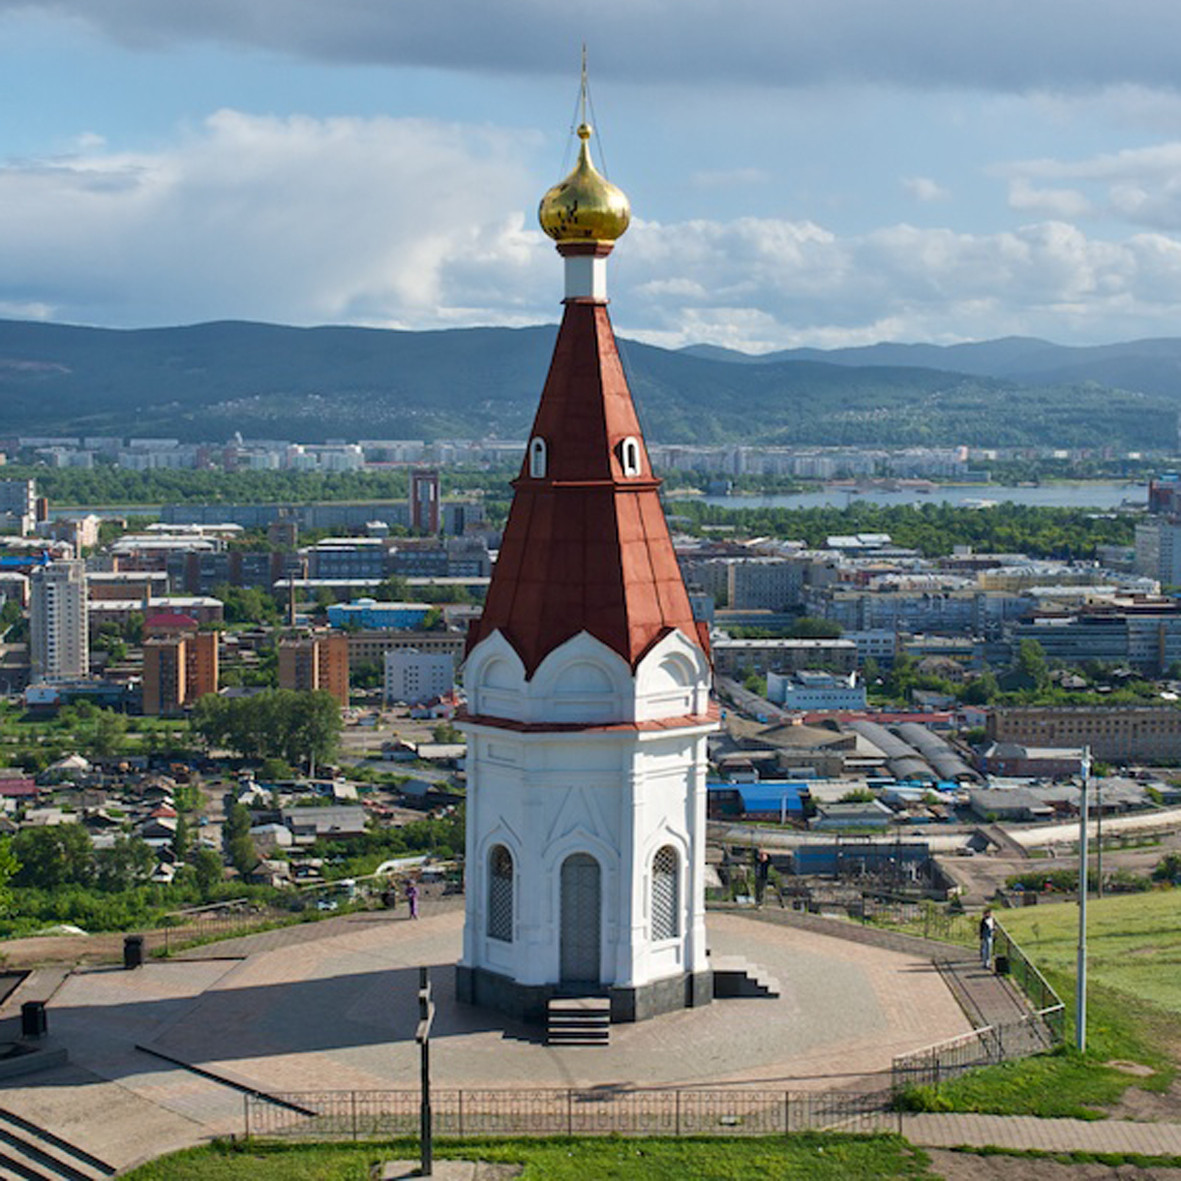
[124,1135,935,1181]
[931,890,1180,1117]
[999,889,1181,1016]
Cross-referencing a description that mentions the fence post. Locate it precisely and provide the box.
[243,1093,250,1141]
[675,1089,681,1137]
[458,1088,463,1138]
[784,1091,790,1136]
[351,1091,358,1141]
[567,1089,574,1137]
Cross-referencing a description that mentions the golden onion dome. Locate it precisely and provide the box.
[538,122,631,244]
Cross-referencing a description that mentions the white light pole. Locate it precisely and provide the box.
[1076,745,1090,1053]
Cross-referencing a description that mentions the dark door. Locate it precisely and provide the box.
[560,853,601,985]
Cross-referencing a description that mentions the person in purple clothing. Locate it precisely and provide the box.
[406,879,419,919]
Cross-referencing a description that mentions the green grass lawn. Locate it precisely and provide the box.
[1000,888,1181,1016]
[124,1134,936,1180]
[925,889,1180,1117]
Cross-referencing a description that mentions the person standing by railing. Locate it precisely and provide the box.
[978,907,996,970]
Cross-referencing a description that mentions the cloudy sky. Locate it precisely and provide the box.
[5,1,1181,352]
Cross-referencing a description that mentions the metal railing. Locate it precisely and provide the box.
[891,918,1066,1092]
[242,1087,901,1141]
[891,1011,1060,1092]
[993,923,1064,1035]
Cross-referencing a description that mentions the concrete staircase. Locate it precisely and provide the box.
[0,1109,115,1181]
[546,997,611,1046]
[711,955,782,999]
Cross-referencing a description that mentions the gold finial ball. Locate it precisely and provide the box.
[538,122,631,244]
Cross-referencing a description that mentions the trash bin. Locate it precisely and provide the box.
[21,1000,47,1039]
[994,954,1011,976]
[124,934,144,970]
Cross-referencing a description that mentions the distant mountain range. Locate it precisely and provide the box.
[0,319,1179,449]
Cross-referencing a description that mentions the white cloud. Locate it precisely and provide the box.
[902,176,950,203]
[7,110,1181,352]
[1002,141,1181,229]
[614,217,1181,349]
[1007,178,1091,219]
[0,110,549,328]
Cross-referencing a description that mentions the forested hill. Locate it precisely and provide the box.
[0,318,1176,448]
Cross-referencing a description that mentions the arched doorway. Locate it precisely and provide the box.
[560,853,601,985]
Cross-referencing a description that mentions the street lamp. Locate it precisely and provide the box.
[1076,745,1090,1053]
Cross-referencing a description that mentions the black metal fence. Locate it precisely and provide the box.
[243,1087,901,1141]
[993,923,1064,1038]
[890,1010,1060,1092]
[890,918,1066,1092]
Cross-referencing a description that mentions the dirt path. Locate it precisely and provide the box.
[928,1149,1181,1179]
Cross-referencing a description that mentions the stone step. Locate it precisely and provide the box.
[711,955,782,999]
[0,1108,115,1181]
[546,996,610,1047]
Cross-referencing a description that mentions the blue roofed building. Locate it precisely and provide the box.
[708,780,808,822]
[326,599,434,630]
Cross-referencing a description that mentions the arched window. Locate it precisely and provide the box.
[651,845,679,941]
[528,437,547,478]
[488,845,514,942]
[619,436,641,477]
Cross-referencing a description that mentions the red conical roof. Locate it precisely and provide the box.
[467,298,706,677]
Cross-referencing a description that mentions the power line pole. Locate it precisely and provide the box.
[1076,746,1090,1053]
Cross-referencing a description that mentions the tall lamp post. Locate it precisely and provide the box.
[1076,746,1091,1053]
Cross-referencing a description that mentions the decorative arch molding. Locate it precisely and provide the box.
[463,629,528,720]
[530,631,634,724]
[634,628,712,721]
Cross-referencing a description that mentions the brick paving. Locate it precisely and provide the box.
[2,899,1179,1168]
[905,1112,1181,1155]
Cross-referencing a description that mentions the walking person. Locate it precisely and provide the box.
[979,907,996,970]
[755,850,771,907]
[406,879,420,920]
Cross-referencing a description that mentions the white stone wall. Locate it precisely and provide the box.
[459,628,713,992]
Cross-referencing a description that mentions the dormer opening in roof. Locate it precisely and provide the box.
[528,436,547,478]
[538,63,630,304]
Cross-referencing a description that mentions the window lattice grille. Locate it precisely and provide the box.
[488,845,514,942]
[651,845,679,941]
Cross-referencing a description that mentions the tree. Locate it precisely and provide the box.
[228,834,258,876]
[13,824,94,889]
[94,836,155,891]
[173,814,191,860]
[89,709,129,758]
[960,669,999,705]
[190,847,225,897]
[1016,639,1050,692]
[0,836,18,913]
[432,721,461,745]
[191,689,340,770]
[224,802,252,844]
[787,617,843,639]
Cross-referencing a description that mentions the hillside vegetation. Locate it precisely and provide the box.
[1,318,1179,447]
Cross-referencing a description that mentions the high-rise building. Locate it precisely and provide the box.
[1135,518,1181,587]
[29,560,89,681]
[409,468,440,534]
[277,631,349,707]
[141,619,218,715]
[0,479,37,537]
[383,647,454,705]
[457,107,715,1026]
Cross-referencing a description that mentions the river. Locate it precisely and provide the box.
[693,481,1145,512]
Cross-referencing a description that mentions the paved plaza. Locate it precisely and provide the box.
[0,907,971,1170]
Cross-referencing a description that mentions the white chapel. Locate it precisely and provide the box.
[456,106,718,1025]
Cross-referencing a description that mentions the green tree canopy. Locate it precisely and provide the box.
[192,689,341,769]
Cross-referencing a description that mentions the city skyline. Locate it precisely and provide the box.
[5,3,1181,350]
